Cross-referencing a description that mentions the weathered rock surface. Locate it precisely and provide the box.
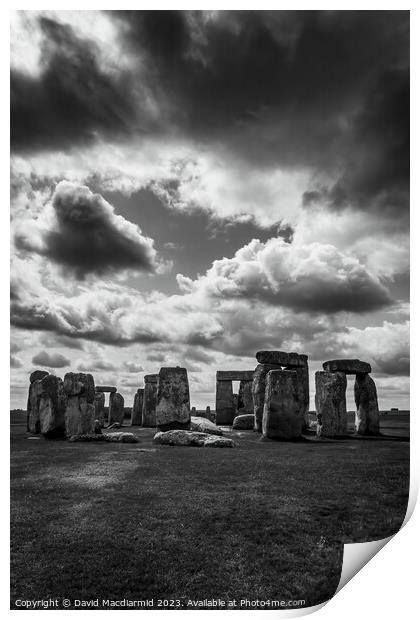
[131,388,144,426]
[65,396,96,437]
[252,363,279,433]
[216,370,254,381]
[203,435,235,448]
[38,374,66,438]
[95,385,117,393]
[238,380,253,414]
[69,434,107,442]
[109,392,125,426]
[322,359,371,374]
[354,374,380,435]
[232,413,255,430]
[27,378,45,433]
[30,370,49,384]
[262,370,302,440]
[294,364,310,430]
[154,430,207,446]
[190,416,223,435]
[142,374,158,427]
[94,392,106,427]
[315,371,348,437]
[63,373,95,402]
[93,419,102,434]
[155,367,191,431]
[256,351,307,367]
[215,380,234,425]
[153,430,235,447]
[104,432,138,443]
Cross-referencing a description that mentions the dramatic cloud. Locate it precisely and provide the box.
[123,361,145,373]
[177,238,392,313]
[32,350,71,368]
[10,355,23,369]
[15,181,158,278]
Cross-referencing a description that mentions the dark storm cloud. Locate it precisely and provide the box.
[15,181,157,279]
[112,10,409,214]
[32,350,71,368]
[11,16,138,152]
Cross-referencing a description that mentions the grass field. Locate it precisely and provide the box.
[10,412,409,610]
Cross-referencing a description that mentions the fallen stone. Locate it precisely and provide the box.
[107,422,121,429]
[190,416,223,435]
[232,413,255,430]
[131,388,144,426]
[315,371,348,437]
[155,367,191,431]
[203,435,235,448]
[94,392,106,427]
[30,370,49,384]
[262,370,302,440]
[322,359,371,374]
[95,385,117,393]
[108,392,125,426]
[63,372,95,403]
[39,374,66,438]
[354,374,380,435]
[104,432,138,443]
[69,434,107,442]
[252,363,280,433]
[142,374,158,427]
[256,351,308,367]
[153,430,207,446]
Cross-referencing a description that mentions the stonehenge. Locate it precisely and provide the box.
[142,374,158,427]
[109,392,125,426]
[25,351,381,443]
[63,372,96,436]
[262,370,302,440]
[155,367,190,431]
[215,370,253,425]
[131,388,144,426]
[253,351,309,433]
[315,372,348,437]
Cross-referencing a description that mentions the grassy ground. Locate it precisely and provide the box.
[10,413,409,610]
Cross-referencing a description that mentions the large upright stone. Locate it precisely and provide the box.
[252,363,279,432]
[238,380,253,414]
[315,371,348,437]
[293,364,310,430]
[262,370,302,440]
[215,380,234,425]
[27,370,49,432]
[156,367,191,431]
[131,388,144,426]
[256,351,307,367]
[323,359,371,374]
[109,392,125,426]
[94,391,106,427]
[354,374,380,435]
[142,374,158,427]
[63,372,96,436]
[38,374,66,438]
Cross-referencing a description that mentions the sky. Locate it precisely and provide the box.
[10,10,409,410]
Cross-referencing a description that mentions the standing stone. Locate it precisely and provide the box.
[109,392,125,426]
[142,374,158,427]
[262,370,302,440]
[94,391,106,427]
[315,371,348,437]
[156,367,191,431]
[131,388,144,426]
[238,380,253,414]
[215,381,235,425]
[293,364,310,430]
[38,374,66,438]
[252,364,280,432]
[63,372,96,437]
[191,406,197,415]
[354,374,380,435]
[27,370,49,432]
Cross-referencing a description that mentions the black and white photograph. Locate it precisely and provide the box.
[9,8,410,612]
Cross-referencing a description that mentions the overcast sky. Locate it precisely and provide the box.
[10,10,409,410]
